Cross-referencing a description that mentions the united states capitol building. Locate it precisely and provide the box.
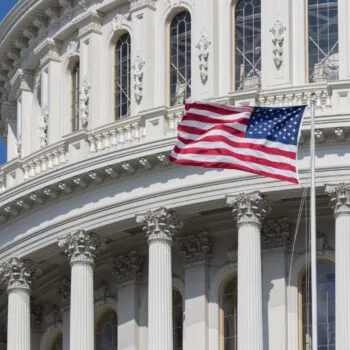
[0,0,347,349]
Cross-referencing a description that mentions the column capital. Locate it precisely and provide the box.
[261,218,292,249]
[226,192,268,226]
[112,251,144,286]
[0,257,41,292]
[178,231,213,265]
[58,230,103,265]
[136,207,183,243]
[325,183,350,215]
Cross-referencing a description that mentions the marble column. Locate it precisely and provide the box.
[58,230,102,350]
[226,192,268,350]
[178,231,212,350]
[136,207,183,350]
[0,257,40,350]
[325,183,350,349]
[112,251,144,350]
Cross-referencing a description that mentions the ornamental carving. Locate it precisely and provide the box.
[178,231,213,264]
[58,230,103,264]
[112,251,144,285]
[261,218,292,249]
[39,104,49,148]
[79,77,91,128]
[67,39,80,58]
[112,14,131,32]
[325,183,350,215]
[0,257,41,291]
[196,35,211,84]
[226,192,268,226]
[129,0,157,11]
[270,20,286,69]
[57,278,71,310]
[44,305,62,328]
[132,56,145,104]
[136,207,183,242]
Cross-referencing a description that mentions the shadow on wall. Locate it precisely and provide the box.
[0,138,6,165]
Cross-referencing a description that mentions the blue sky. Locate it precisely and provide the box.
[0,0,19,164]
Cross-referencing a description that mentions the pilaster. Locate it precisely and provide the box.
[178,231,212,350]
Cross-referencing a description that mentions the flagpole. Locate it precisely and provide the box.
[310,94,318,350]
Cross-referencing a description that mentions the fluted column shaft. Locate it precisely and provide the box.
[227,192,267,350]
[0,258,40,350]
[136,207,183,350]
[58,230,102,350]
[7,288,30,350]
[70,260,94,350]
[326,183,350,349]
[148,237,173,350]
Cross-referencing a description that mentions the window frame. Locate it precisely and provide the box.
[70,61,80,132]
[168,9,192,107]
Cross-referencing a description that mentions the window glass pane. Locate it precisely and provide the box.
[115,33,131,119]
[301,262,335,349]
[96,310,118,350]
[169,11,191,106]
[234,0,261,91]
[51,333,63,350]
[222,276,237,350]
[308,0,338,82]
[71,62,80,132]
[173,289,184,350]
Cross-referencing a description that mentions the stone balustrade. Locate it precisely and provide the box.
[0,82,349,195]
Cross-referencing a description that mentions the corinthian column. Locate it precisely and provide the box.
[136,207,183,350]
[0,257,40,350]
[58,230,102,350]
[226,192,268,350]
[325,183,350,348]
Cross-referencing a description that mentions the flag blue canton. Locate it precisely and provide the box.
[246,106,307,146]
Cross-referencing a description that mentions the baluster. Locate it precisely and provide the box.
[34,158,41,175]
[58,147,66,164]
[88,134,97,153]
[110,129,118,148]
[103,131,110,150]
[117,127,125,149]
[22,163,30,180]
[40,155,47,172]
[132,122,141,144]
[47,153,53,169]
[52,150,59,167]
[96,134,103,151]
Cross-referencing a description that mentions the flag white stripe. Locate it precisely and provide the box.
[186,108,251,121]
[175,139,296,165]
[178,128,297,154]
[170,151,297,179]
[192,101,254,113]
[180,120,248,132]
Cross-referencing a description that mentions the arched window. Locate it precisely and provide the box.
[308,0,338,82]
[300,261,335,349]
[173,288,184,350]
[114,33,131,119]
[234,0,261,91]
[96,310,118,350]
[71,61,80,132]
[221,275,237,350]
[50,333,63,350]
[169,11,191,106]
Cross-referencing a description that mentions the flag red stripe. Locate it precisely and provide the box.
[182,113,250,125]
[169,155,299,184]
[178,135,296,160]
[186,102,252,115]
[178,124,246,138]
[172,145,296,172]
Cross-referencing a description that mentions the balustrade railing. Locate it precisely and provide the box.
[0,81,349,194]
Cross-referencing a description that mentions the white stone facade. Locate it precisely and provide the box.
[0,0,347,349]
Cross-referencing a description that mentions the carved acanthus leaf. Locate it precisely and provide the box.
[178,231,212,264]
[196,35,211,84]
[261,218,292,249]
[325,183,350,215]
[112,251,144,285]
[270,20,287,69]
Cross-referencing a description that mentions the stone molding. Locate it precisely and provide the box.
[136,207,183,243]
[178,231,212,265]
[57,277,71,311]
[58,229,103,265]
[0,257,41,292]
[226,191,268,226]
[112,251,144,285]
[325,183,350,215]
[129,0,157,11]
[261,218,292,249]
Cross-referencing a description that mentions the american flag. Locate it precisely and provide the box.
[169,101,306,184]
